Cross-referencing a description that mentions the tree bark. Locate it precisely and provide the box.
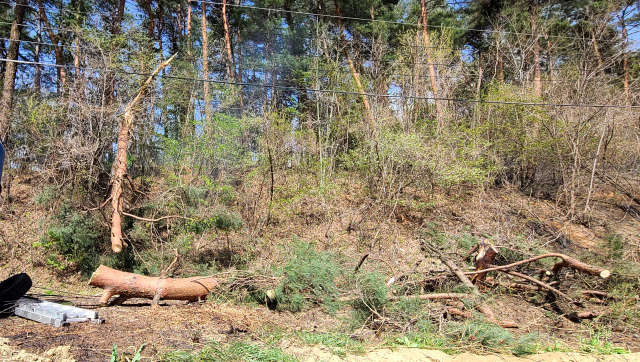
[420,0,443,126]
[620,10,630,105]
[222,0,235,81]
[592,32,603,69]
[0,0,27,143]
[33,16,42,95]
[105,0,126,106]
[334,0,374,136]
[186,1,192,58]
[37,0,67,88]
[529,1,541,97]
[201,2,212,127]
[89,265,218,306]
[110,54,178,253]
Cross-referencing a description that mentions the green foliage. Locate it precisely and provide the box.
[110,343,146,362]
[275,242,340,312]
[297,332,364,357]
[580,329,629,354]
[512,333,540,356]
[606,232,624,259]
[449,321,513,348]
[349,272,389,325]
[38,209,102,276]
[161,341,297,362]
[34,186,59,207]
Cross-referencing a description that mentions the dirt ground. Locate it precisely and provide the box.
[0,294,638,361]
[289,346,640,362]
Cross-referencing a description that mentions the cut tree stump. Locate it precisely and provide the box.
[89,265,218,306]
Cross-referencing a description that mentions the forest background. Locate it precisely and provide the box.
[1,0,640,360]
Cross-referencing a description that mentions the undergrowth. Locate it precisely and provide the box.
[161,341,297,362]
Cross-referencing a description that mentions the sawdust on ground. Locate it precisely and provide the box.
[288,346,640,362]
[0,338,74,362]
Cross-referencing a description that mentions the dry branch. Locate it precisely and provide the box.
[386,257,424,287]
[422,241,516,327]
[338,293,470,302]
[477,304,518,328]
[89,265,217,306]
[497,269,573,302]
[421,242,479,296]
[121,211,193,223]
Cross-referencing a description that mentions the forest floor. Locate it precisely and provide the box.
[1,177,640,361]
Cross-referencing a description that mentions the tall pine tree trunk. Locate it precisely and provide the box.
[529,2,541,97]
[37,0,67,88]
[621,19,630,105]
[420,0,443,126]
[222,0,235,81]
[334,0,374,136]
[201,2,212,127]
[0,0,27,142]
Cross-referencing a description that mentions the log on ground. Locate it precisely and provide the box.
[89,265,218,306]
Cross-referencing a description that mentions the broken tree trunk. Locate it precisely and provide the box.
[89,265,217,306]
[471,239,498,284]
[110,53,177,252]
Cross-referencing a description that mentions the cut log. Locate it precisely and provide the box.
[551,255,610,278]
[567,311,600,321]
[89,265,217,306]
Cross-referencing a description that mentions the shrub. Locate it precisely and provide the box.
[275,242,340,312]
[41,211,102,275]
[349,271,389,325]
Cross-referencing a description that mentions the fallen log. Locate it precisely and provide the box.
[89,265,217,306]
[567,311,600,321]
[463,253,610,279]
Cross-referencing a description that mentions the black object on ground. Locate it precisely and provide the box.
[0,273,32,317]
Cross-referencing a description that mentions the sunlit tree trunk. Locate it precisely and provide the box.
[620,8,630,105]
[420,0,443,126]
[186,1,192,58]
[34,15,42,95]
[0,0,27,143]
[37,0,67,88]
[529,1,541,97]
[334,0,374,136]
[201,2,212,127]
[222,0,235,81]
[111,54,177,253]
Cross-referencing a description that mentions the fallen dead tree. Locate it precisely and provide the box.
[463,253,610,279]
[89,265,218,306]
